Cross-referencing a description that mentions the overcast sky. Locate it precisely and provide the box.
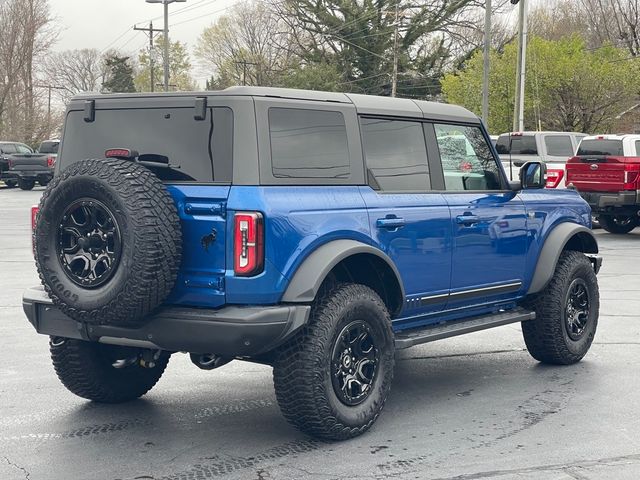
[49,0,240,86]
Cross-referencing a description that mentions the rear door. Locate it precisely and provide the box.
[432,123,527,310]
[59,100,234,308]
[358,117,452,319]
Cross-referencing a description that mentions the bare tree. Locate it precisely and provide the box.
[195,2,297,88]
[45,49,106,103]
[0,0,57,143]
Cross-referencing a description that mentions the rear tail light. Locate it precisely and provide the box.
[31,205,39,254]
[546,169,564,188]
[234,212,264,276]
[47,155,55,168]
[624,166,640,189]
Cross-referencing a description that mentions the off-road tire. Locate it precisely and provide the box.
[598,214,637,234]
[4,180,17,188]
[18,178,35,190]
[35,158,182,327]
[50,338,169,403]
[522,250,599,365]
[273,283,395,440]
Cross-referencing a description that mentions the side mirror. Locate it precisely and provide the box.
[519,161,547,189]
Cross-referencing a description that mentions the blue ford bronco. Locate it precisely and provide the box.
[23,87,601,440]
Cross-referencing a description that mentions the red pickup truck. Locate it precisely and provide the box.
[566,134,640,233]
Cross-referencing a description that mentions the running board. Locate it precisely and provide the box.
[394,307,535,350]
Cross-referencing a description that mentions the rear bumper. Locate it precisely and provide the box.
[22,286,310,357]
[578,190,639,210]
[5,171,53,182]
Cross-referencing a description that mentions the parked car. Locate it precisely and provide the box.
[566,134,640,233]
[24,87,601,440]
[495,131,586,187]
[0,140,55,189]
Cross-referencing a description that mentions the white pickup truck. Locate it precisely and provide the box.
[495,131,586,188]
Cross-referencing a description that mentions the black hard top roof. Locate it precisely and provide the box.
[70,86,479,124]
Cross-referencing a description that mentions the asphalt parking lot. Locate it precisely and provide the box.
[1,185,639,480]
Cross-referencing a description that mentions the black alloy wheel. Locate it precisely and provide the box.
[331,320,379,406]
[58,199,122,288]
[565,279,590,341]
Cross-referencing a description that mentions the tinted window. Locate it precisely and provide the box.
[269,108,349,179]
[60,107,232,182]
[636,140,640,156]
[360,118,429,191]
[495,135,538,155]
[39,141,60,154]
[577,139,623,156]
[544,135,574,156]
[0,144,17,154]
[435,124,502,191]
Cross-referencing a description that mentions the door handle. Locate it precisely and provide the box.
[376,217,406,230]
[456,214,480,226]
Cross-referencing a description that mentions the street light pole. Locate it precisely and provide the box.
[481,0,491,128]
[512,0,528,132]
[145,0,186,92]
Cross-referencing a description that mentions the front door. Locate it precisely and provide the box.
[431,123,528,310]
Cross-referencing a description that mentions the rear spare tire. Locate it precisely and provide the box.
[34,158,182,327]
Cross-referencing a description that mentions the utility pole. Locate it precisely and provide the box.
[391,0,399,97]
[481,0,491,127]
[145,0,186,92]
[512,0,528,132]
[235,60,257,86]
[134,22,163,92]
[34,84,65,135]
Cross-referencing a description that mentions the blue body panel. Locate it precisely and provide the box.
[164,183,591,333]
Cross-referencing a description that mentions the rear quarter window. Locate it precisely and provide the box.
[577,140,624,156]
[268,108,350,179]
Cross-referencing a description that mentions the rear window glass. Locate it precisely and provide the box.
[544,135,573,156]
[636,140,640,156]
[0,144,17,154]
[60,106,233,182]
[577,139,624,156]
[39,141,59,154]
[269,108,350,179]
[495,135,538,155]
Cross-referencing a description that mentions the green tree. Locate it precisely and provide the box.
[441,36,639,134]
[102,54,136,93]
[282,0,480,97]
[135,37,196,92]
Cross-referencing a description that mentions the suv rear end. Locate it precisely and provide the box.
[566,134,640,233]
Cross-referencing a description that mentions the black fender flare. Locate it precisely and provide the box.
[527,223,598,295]
[281,239,405,304]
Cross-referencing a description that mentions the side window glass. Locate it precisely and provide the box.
[635,140,640,156]
[360,117,430,191]
[434,124,502,191]
[211,107,233,183]
[544,135,573,156]
[269,108,350,179]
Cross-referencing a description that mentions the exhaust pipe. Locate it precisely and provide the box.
[190,353,232,370]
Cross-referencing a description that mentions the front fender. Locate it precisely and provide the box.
[527,223,598,294]
[281,239,405,303]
